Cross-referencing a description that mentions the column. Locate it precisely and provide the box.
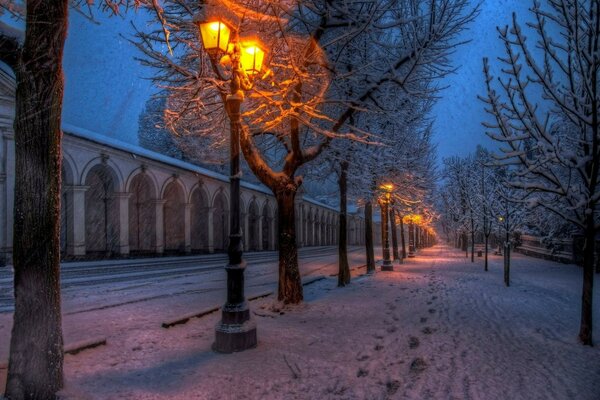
[184,202,192,253]
[1,131,14,264]
[299,206,304,247]
[242,212,249,251]
[206,206,215,253]
[113,192,131,255]
[154,199,166,254]
[65,185,88,256]
[257,215,264,251]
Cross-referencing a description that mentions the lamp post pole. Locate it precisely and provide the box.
[213,42,257,354]
[381,193,394,271]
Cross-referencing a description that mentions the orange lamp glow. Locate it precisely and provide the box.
[380,183,394,192]
[240,41,266,75]
[198,20,232,53]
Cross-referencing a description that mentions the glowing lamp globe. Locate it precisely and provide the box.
[380,183,394,192]
[240,42,266,75]
[199,20,232,53]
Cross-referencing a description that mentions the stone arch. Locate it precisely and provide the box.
[189,184,209,252]
[84,163,120,254]
[163,179,186,253]
[212,189,229,252]
[126,168,160,199]
[248,198,260,251]
[81,157,124,193]
[262,201,273,250]
[128,172,157,254]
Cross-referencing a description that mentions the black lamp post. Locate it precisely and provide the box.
[380,184,394,271]
[198,18,266,353]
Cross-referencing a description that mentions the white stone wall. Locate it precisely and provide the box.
[0,69,366,265]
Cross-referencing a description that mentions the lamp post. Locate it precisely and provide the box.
[198,18,266,353]
[380,184,394,271]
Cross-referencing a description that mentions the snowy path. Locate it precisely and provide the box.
[3,245,600,399]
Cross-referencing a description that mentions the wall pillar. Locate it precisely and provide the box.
[0,131,14,265]
[257,215,264,251]
[113,192,131,255]
[184,202,192,253]
[154,199,166,254]
[65,185,88,256]
[206,206,215,253]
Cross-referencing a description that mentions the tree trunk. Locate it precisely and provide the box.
[6,1,68,398]
[365,200,375,274]
[390,208,399,261]
[400,217,406,259]
[579,219,595,345]
[484,234,489,272]
[337,161,350,286]
[275,187,303,304]
[471,229,475,263]
[504,243,510,287]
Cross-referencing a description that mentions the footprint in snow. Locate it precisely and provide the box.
[375,344,384,351]
[386,380,401,395]
[420,317,428,323]
[428,308,436,314]
[357,368,369,378]
[409,336,420,349]
[421,327,435,335]
[410,358,427,373]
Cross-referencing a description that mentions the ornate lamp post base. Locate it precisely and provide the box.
[214,310,257,353]
[381,260,394,271]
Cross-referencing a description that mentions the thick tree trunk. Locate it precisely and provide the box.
[579,220,595,345]
[400,218,406,259]
[337,161,350,286]
[6,1,68,398]
[390,208,399,261]
[275,188,303,304]
[365,200,376,274]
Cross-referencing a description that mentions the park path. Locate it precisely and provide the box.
[4,245,600,399]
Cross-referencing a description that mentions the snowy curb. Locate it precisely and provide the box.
[161,275,333,329]
[0,336,107,394]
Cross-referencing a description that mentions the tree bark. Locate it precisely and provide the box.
[390,208,399,260]
[484,234,489,272]
[365,200,375,274]
[275,187,303,304]
[579,219,595,345]
[400,217,406,259]
[337,161,350,286]
[6,1,68,399]
[469,213,475,262]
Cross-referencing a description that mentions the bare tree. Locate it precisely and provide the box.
[135,0,477,303]
[482,0,600,345]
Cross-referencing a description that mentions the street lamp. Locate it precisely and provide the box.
[198,17,267,353]
[380,184,394,271]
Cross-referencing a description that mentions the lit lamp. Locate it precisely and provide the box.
[240,42,265,75]
[198,20,232,53]
[380,183,394,271]
[198,17,268,353]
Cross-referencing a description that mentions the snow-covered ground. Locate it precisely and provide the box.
[2,245,600,399]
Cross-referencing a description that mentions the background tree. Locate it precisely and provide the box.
[481,0,600,344]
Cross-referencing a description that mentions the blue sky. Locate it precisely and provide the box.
[58,1,532,160]
[431,0,530,162]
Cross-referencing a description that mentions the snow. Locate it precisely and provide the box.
[2,245,599,399]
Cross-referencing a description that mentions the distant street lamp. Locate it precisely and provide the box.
[198,17,267,353]
[380,184,394,271]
